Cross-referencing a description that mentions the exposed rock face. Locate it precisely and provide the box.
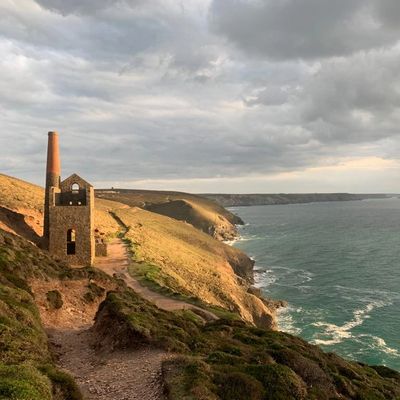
[225,248,255,283]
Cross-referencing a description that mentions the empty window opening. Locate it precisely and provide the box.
[67,229,76,255]
[71,183,80,193]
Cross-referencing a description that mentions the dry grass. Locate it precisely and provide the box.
[113,207,274,328]
[0,174,122,238]
[0,174,44,213]
[0,174,273,327]
[96,189,243,241]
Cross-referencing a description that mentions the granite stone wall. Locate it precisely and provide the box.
[48,175,95,266]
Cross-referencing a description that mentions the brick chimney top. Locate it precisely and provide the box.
[46,131,61,176]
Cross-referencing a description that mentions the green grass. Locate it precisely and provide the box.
[95,289,400,400]
[124,236,240,322]
[0,230,83,399]
[83,282,106,303]
[0,364,52,400]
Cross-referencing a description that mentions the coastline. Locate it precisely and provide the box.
[224,223,287,330]
[225,200,400,371]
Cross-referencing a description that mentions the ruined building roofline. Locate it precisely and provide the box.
[61,173,93,189]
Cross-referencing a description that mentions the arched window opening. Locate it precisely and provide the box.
[71,183,80,193]
[67,229,76,255]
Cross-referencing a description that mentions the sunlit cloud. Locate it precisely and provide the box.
[1,1,400,192]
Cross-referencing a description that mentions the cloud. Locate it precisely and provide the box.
[34,0,142,16]
[210,0,400,60]
[1,0,400,192]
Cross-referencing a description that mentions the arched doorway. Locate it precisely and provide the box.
[67,229,76,255]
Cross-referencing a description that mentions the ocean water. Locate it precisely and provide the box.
[230,198,400,371]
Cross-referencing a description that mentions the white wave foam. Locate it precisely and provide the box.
[311,300,389,346]
[373,337,400,356]
[254,269,277,287]
[223,238,239,246]
[357,335,400,357]
[277,305,302,335]
[267,266,314,286]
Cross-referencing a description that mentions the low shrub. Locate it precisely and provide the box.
[46,290,63,309]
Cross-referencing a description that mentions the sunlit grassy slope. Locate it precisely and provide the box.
[96,189,243,240]
[112,206,274,328]
[0,174,44,213]
[2,228,398,400]
[0,174,271,327]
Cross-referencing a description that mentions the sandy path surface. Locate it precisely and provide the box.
[48,328,167,400]
[94,238,218,321]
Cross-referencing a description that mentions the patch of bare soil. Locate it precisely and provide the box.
[48,328,167,400]
[0,206,42,244]
[30,278,111,329]
[32,273,169,399]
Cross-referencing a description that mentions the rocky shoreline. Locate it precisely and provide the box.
[224,223,287,330]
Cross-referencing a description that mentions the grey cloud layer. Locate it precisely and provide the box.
[1,0,400,189]
[210,0,400,60]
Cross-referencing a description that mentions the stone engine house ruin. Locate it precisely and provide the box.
[43,131,106,265]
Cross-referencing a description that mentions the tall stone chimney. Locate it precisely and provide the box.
[43,131,61,247]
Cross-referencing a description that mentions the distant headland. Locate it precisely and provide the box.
[201,193,393,207]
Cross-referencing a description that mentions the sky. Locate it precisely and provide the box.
[2,0,400,193]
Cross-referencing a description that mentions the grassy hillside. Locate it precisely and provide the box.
[111,206,274,328]
[0,174,44,213]
[0,174,243,242]
[0,174,44,241]
[0,174,121,241]
[0,174,271,328]
[2,228,399,399]
[0,230,82,400]
[95,289,400,400]
[96,189,243,241]
[0,173,399,399]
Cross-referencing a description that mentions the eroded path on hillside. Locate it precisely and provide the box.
[94,238,218,321]
[42,224,217,400]
[48,328,166,400]
[32,271,169,399]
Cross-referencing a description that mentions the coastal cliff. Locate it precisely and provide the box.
[0,228,399,400]
[0,174,275,329]
[203,193,391,207]
[0,173,400,399]
[96,188,243,241]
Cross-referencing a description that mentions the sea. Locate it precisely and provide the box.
[229,198,400,371]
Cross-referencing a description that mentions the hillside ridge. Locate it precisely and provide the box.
[203,193,392,207]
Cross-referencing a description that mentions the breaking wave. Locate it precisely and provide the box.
[311,300,390,346]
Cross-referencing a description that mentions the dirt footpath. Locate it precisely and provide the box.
[48,327,168,400]
[94,238,218,321]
